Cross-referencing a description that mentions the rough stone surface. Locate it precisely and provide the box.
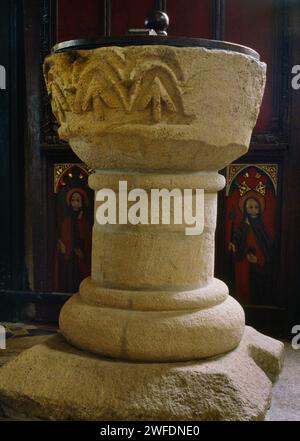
[89,171,224,292]
[44,46,266,172]
[79,276,229,311]
[266,342,300,421]
[60,292,245,361]
[59,169,246,361]
[0,327,284,421]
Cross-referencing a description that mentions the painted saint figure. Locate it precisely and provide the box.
[54,188,92,292]
[228,193,273,305]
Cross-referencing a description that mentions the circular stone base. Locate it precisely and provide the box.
[0,327,283,421]
[59,292,245,361]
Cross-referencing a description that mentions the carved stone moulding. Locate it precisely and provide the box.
[44,45,266,172]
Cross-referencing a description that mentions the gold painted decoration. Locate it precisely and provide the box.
[54,163,93,193]
[226,163,278,196]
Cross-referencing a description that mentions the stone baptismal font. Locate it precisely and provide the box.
[0,11,284,420]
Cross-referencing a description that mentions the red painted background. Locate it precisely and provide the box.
[225,165,277,306]
[225,0,273,131]
[56,0,274,138]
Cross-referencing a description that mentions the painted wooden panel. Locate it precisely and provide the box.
[225,0,273,131]
[224,164,279,306]
[53,164,94,293]
[56,0,105,41]
[56,0,211,41]
[111,0,153,35]
[167,0,211,38]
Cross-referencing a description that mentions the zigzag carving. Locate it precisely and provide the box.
[44,49,194,125]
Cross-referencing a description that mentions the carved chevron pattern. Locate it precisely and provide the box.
[44,50,193,125]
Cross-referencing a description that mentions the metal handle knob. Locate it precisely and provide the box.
[144,10,169,36]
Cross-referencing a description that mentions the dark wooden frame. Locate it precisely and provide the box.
[282,0,300,332]
[0,1,26,293]
[155,0,167,12]
[211,0,225,40]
